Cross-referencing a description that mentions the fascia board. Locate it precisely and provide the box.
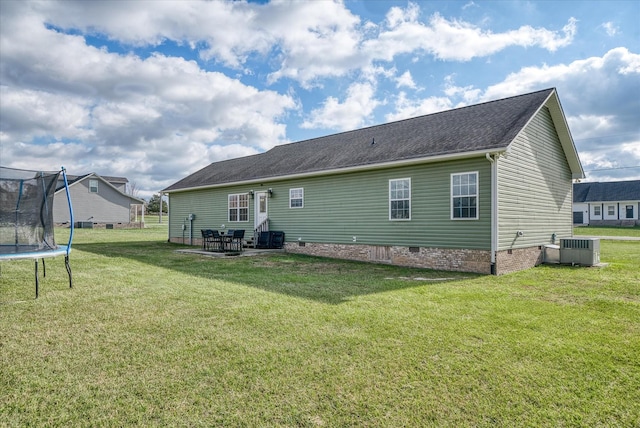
[163,148,506,194]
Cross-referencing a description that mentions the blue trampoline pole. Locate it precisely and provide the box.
[62,167,74,288]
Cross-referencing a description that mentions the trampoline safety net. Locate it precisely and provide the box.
[0,166,60,254]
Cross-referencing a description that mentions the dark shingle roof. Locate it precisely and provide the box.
[165,88,556,192]
[574,180,640,202]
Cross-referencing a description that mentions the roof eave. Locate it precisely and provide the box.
[54,172,145,204]
[163,147,506,194]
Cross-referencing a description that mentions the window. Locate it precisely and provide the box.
[608,205,615,216]
[389,178,411,220]
[451,172,478,220]
[89,179,98,193]
[593,206,601,216]
[228,194,249,222]
[290,188,304,208]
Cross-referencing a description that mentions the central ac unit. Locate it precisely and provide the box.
[559,238,600,266]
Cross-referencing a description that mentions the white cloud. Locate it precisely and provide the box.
[363,9,577,63]
[0,13,297,136]
[442,75,482,104]
[23,1,582,87]
[566,115,619,141]
[396,71,417,89]
[475,47,640,182]
[0,4,297,197]
[622,141,640,158]
[462,1,478,11]
[477,47,640,111]
[301,82,381,131]
[601,21,619,37]
[385,92,452,122]
[0,87,94,141]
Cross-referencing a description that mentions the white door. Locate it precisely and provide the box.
[254,191,268,229]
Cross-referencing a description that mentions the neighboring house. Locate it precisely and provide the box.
[163,88,584,275]
[573,180,640,226]
[54,173,145,226]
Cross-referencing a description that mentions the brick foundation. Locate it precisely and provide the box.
[495,246,543,275]
[284,242,492,274]
[170,237,546,275]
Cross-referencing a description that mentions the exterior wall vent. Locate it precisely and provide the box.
[559,238,600,266]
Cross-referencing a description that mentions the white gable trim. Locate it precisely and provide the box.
[507,89,584,180]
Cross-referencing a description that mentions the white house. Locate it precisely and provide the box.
[573,180,640,226]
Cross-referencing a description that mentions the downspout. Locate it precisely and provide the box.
[486,153,498,275]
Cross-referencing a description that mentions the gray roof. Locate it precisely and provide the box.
[165,88,577,192]
[574,180,640,202]
[64,174,129,186]
[56,172,145,204]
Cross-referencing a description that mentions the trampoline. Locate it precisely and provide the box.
[0,166,74,298]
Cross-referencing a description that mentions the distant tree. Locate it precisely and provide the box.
[147,193,168,214]
[128,181,140,198]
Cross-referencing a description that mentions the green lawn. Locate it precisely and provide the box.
[1,227,639,426]
[574,225,640,237]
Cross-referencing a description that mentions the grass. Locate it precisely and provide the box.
[1,226,639,426]
[574,225,640,237]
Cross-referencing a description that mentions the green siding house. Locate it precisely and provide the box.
[163,88,584,274]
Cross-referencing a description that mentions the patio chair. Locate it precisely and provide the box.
[230,229,245,252]
[201,229,217,251]
[201,229,210,250]
[210,230,223,252]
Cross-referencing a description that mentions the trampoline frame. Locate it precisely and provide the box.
[0,166,74,298]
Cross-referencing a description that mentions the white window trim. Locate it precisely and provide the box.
[451,171,479,221]
[89,179,98,193]
[228,193,250,222]
[389,178,411,221]
[289,188,304,209]
[593,205,601,217]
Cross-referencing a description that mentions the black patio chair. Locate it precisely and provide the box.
[201,229,210,250]
[202,229,218,251]
[210,230,223,252]
[230,229,245,252]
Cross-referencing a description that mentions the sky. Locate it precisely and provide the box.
[1,0,639,199]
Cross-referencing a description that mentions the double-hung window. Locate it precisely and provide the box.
[389,178,411,220]
[89,179,98,193]
[290,188,304,208]
[451,172,478,220]
[228,194,249,222]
